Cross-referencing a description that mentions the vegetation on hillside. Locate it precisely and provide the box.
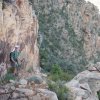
[32,1,87,75]
[47,64,73,100]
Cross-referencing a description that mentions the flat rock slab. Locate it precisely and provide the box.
[37,89,58,100]
[19,79,28,86]
[16,88,33,96]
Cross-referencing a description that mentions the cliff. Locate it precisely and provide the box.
[0,0,39,71]
[0,0,58,100]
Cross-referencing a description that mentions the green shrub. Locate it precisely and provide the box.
[4,73,16,82]
[27,67,33,73]
[48,81,69,100]
[97,91,100,100]
[0,68,16,85]
[0,73,16,84]
[51,64,62,75]
[48,64,74,81]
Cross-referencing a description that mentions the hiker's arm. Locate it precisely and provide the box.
[21,58,24,62]
[10,52,17,63]
[11,57,17,63]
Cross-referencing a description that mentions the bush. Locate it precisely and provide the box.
[0,73,16,84]
[51,64,62,75]
[97,91,100,100]
[48,81,69,100]
[27,67,33,73]
[48,64,74,81]
[0,68,16,85]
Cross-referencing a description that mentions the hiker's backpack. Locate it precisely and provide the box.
[10,52,13,62]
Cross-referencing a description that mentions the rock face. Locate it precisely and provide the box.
[0,0,39,70]
[65,62,100,100]
[66,0,100,60]
[0,62,7,77]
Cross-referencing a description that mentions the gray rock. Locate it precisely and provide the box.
[19,79,27,86]
[9,80,16,84]
[28,76,43,84]
[66,80,80,88]
[16,88,34,96]
[36,89,58,100]
[0,63,7,77]
[95,62,100,72]
[18,85,26,88]
[0,89,5,93]
[12,92,19,98]
[29,94,41,100]
[65,69,100,100]
[10,86,16,90]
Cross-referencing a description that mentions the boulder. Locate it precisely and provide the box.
[0,63,7,77]
[65,62,100,100]
[29,94,41,100]
[36,89,58,100]
[19,79,27,86]
[0,89,5,93]
[66,80,80,88]
[9,80,16,84]
[28,76,43,84]
[12,92,19,98]
[10,86,16,90]
[16,88,34,96]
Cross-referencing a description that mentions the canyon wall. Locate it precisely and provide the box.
[0,0,39,71]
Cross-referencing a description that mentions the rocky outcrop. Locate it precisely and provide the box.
[0,76,58,100]
[65,62,100,100]
[0,0,39,71]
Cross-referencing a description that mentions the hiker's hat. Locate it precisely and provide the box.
[15,45,20,48]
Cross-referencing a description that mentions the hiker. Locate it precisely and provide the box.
[10,45,20,75]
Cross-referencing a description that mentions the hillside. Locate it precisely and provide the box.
[32,0,100,74]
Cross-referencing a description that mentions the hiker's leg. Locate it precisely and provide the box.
[16,67,19,75]
[16,62,20,75]
[11,62,16,74]
[14,67,17,75]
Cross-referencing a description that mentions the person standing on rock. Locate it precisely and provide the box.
[10,45,20,75]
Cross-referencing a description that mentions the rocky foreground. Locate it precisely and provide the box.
[0,60,58,100]
[0,71,58,100]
